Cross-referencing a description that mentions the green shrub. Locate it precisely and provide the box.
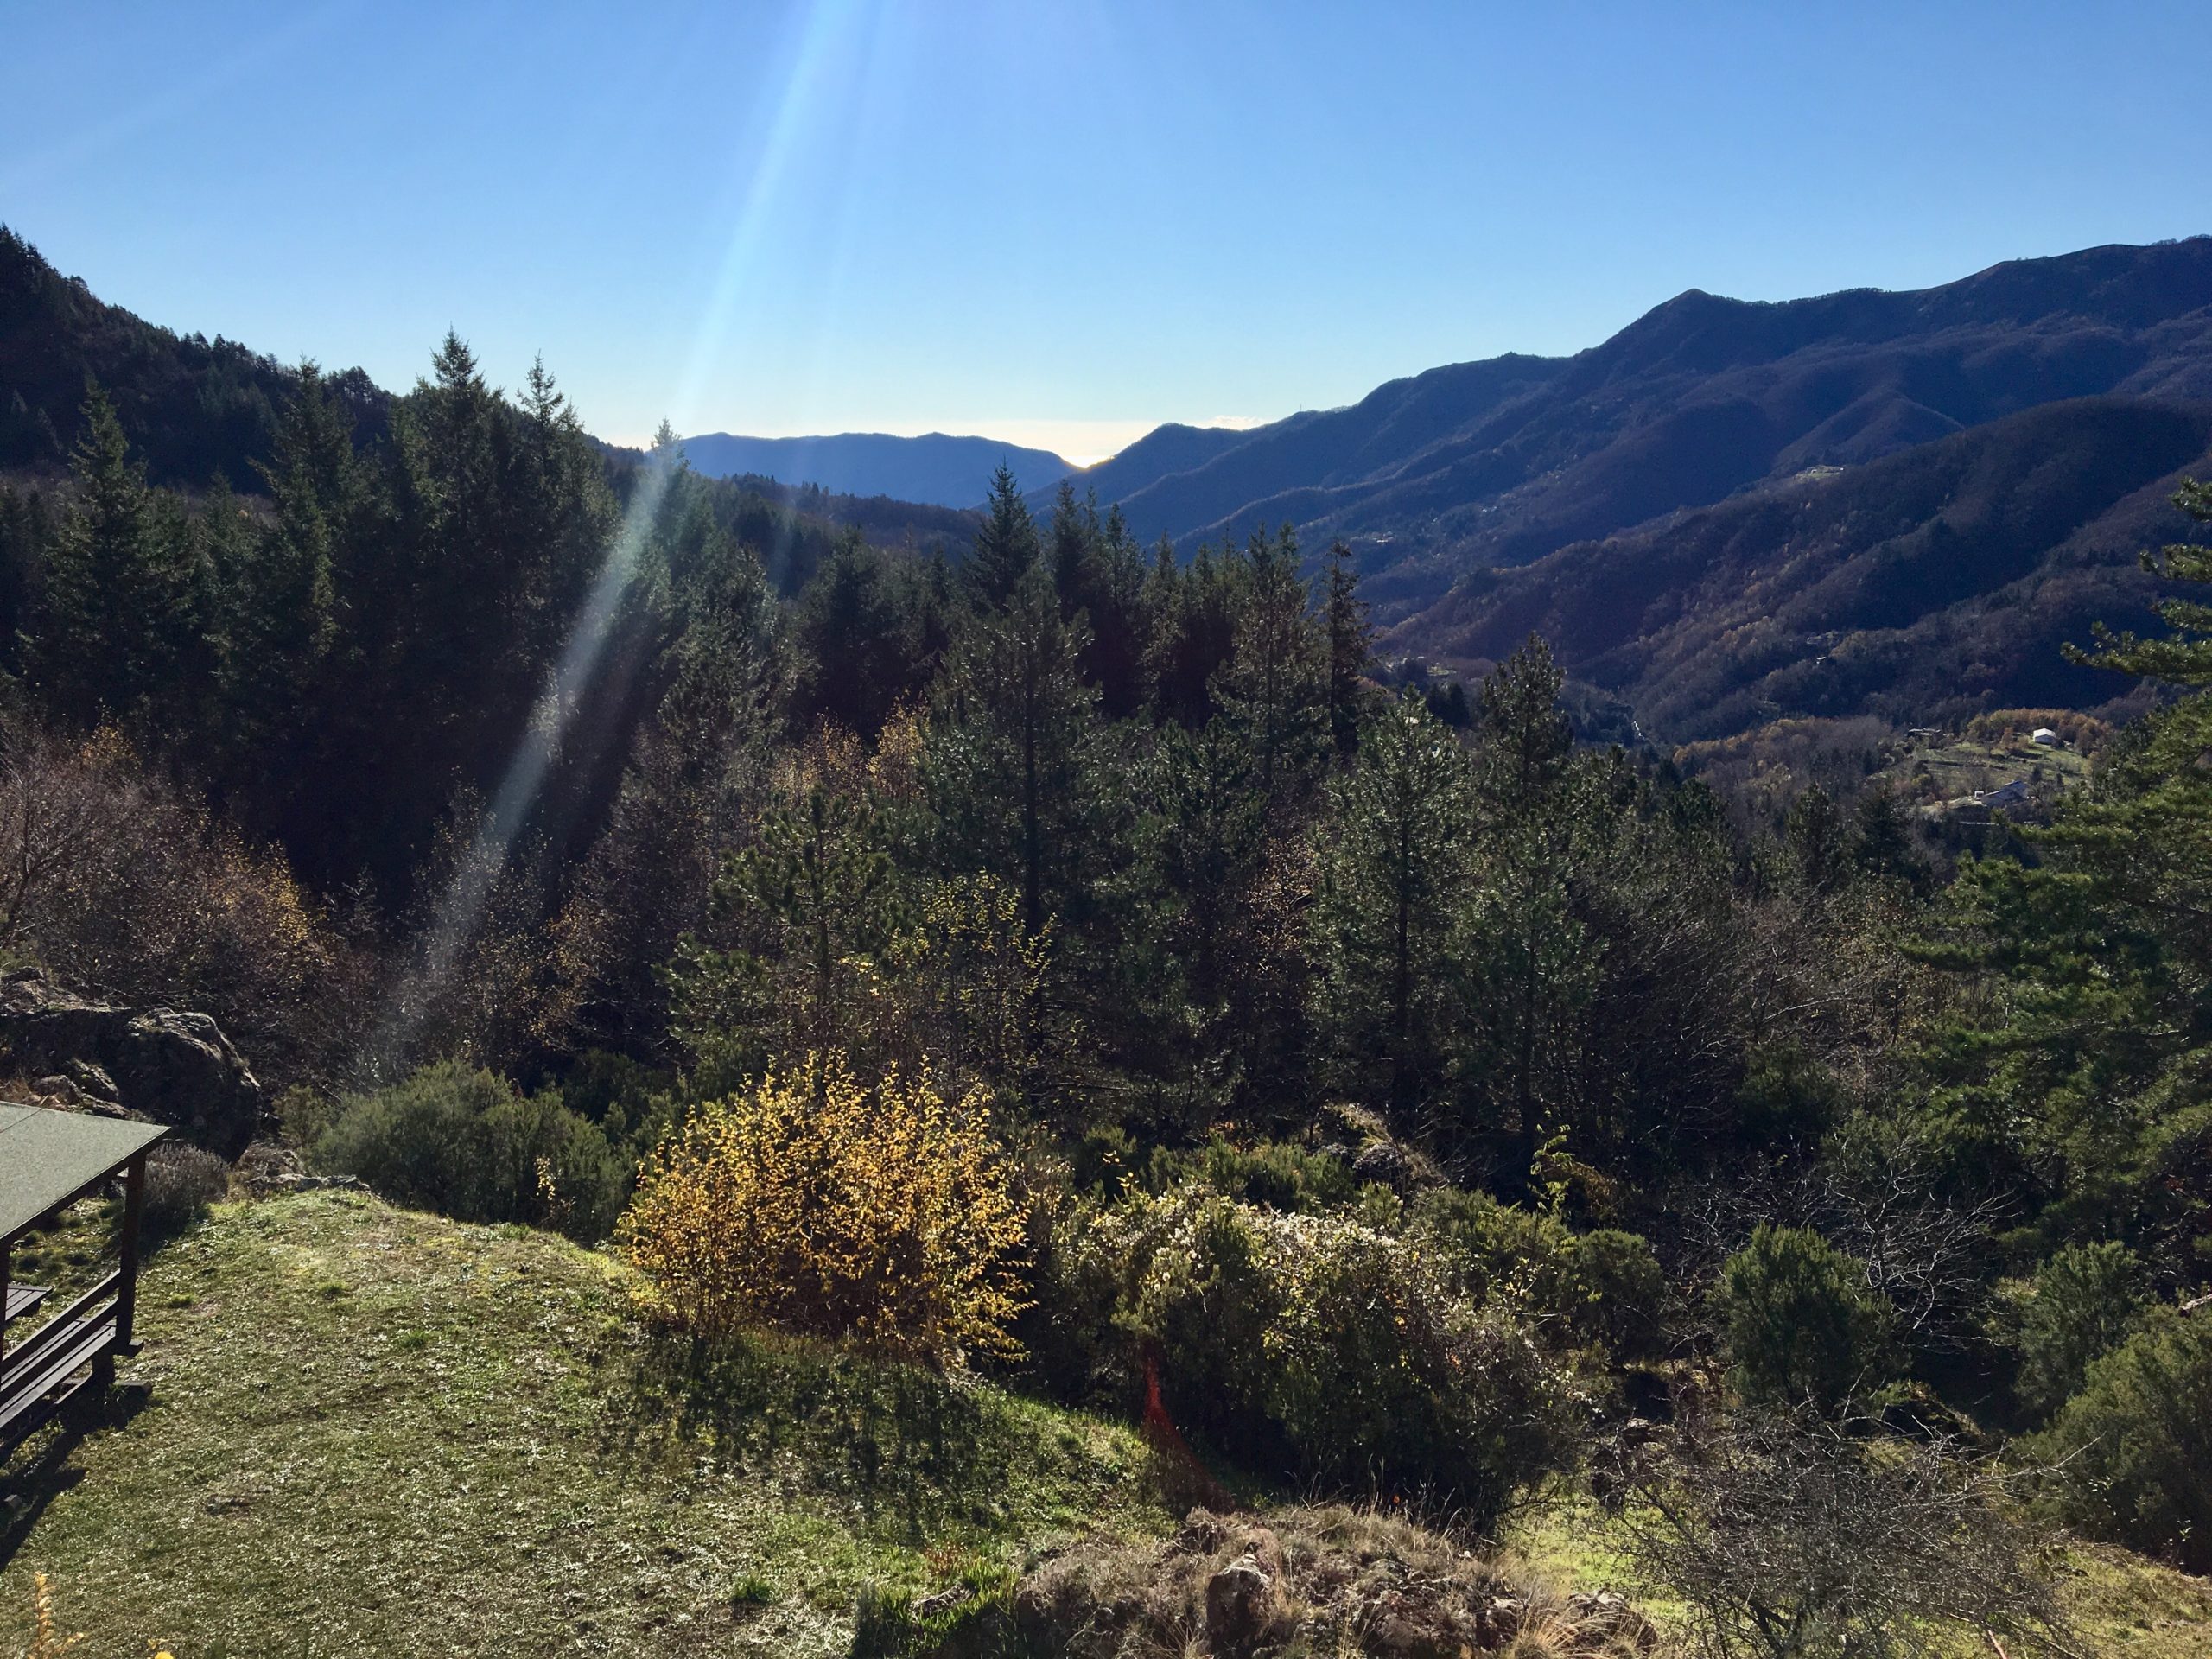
[1731,1039,1846,1146]
[1139,1136,1359,1212]
[1718,1224,1893,1412]
[2031,1306,2212,1573]
[311,1060,628,1240]
[2000,1242,2150,1421]
[1262,1216,1578,1516]
[1128,1196,1283,1453]
[1407,1189,1669,1359]
[1563,1229,1672,1360]
[1070,1124,1135,1193]
[1124,1193,1580,1522]
[1013,1193,1130,1404]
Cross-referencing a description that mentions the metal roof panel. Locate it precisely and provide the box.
[0,1103,168,1243]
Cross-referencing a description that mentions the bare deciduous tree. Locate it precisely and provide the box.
[0,718,372,1090]
[1610,1410,2074,1659]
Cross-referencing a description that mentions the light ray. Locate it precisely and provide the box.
[367,0,876,1075]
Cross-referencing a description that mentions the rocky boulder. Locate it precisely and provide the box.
[1351,1137,1413,1191]
[1202,1525,1287,1654]
[234,1141,364,1196]
[0,969,264,1157]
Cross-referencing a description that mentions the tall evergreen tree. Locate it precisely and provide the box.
[231,362,348,766]
[1461,635,1594,1182]
[791,537,903,736]
[968,463,1039,611]
[925,563,1107,938]
[1914,479,2212,1263]
[1322,539,1371,757]
[1213,525,1328,811]
[31,383,210,728]
[1046,480,1095,612]
[1147,539,1243,726]
[1045,486,1148,716]
[1081,503,1152,717]
[1149,716,1270,1013]
[0,481,51,664]
[670,746,898,1090]
[2070,476,2212,686]
[508,356,615,664]
[1313,690,1475,1122]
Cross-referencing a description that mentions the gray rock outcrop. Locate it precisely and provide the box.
[0,969,264,1157]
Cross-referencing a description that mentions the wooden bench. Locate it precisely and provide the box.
[0,1275,125,1440]
[4,1282,48,1323]
[0,1105,165,1453]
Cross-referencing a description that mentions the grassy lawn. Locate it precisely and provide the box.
[1887,733,2092,804]
[0,1192,1168,1657]
[1506,1490,2212,1659]
[0,1191,2204,1656]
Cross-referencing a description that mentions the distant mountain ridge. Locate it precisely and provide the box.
[677,429,1077,508]
[13,219,2212,741]
[1066,238,2212,619]
[1017,235,2212,738]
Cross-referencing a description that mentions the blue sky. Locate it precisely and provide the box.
[7,3,2210,461]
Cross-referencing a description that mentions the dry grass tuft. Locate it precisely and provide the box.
[997,1503,1657,1657]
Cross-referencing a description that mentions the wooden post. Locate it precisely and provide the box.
[0,1237,10,1376]
[115,1154,144,1353]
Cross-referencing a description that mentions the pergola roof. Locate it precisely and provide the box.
[0,1103,167,1247]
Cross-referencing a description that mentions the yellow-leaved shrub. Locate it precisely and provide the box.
[617,1052,1029,1362]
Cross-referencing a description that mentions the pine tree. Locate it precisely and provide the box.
[1139,533,1182,705]
[1844,782,1929,896]
[791,537,899,734]
[968,464,1039,611]
[925,563,1106,938]
[1912,477,2212,1255]
[0,481,50,660]
[31,383,208,727]
[1313,690,1475,1122]
[1081,503,1152,717]
[509,356,616,664]
[2069,477,2212,686]
[671,746,898,1086]
[544,539,780,1054]
[1147,539,1243,726]
[1322,539,1371,756]
[1044,486,1148,715]
[651,418,689,470]
[232,363,347,759]
[1461,636,1594,1183]
[1212,524,1327,810]
[1472,633,1573,823]
[1047,480,1095,612]
[1783,785,1853,895]
[1150,715,1270,1010]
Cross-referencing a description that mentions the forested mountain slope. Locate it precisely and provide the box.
[0,226,386,488]
[1412,396,2212,737]
[1069,238,2212,628]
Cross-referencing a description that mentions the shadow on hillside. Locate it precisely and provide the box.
[601,1333,1042,1539]
[0,1388,149,1570]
